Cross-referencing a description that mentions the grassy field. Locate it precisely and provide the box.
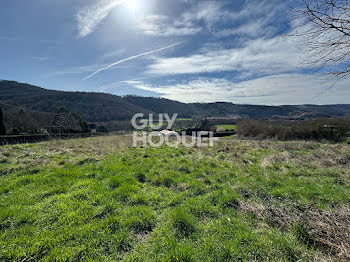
[1,135,350,261]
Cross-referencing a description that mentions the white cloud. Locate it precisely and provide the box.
[186,0,283,35]
[217,21,267,38]
[139,1,301,78]
[127,74,350,105]
[138,15,202,36]
[136,0,287,38]
[76,0,124,38]
[216,8,280,39]
[147,36,303,76]
[136,1,232,37]
[187,1,228,29]
[99,77,154,92]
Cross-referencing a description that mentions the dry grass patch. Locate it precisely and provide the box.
[300,206,350,260]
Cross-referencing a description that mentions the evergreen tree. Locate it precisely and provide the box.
[0,107,6,135]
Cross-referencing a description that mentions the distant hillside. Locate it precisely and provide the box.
[1,80,350,123]
[0,81,152,122]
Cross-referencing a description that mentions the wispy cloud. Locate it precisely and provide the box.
[127,74,350,105]
[76,0,124,38]
[99,77,151,92]
[0,36,15,40]
[136,0,286,38]
[136,1,224,37]
[98,75,164,92]
[46,64,103,78]
[102,48,126,59]
[138,15,202,36]
[32,56,51,62]
[139,0,307,83]
[146,36,302,76]
[83,42,183,80]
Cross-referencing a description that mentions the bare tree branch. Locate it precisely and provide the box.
[292,0,350,80]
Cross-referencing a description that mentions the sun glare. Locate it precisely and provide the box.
[126,0,139,10]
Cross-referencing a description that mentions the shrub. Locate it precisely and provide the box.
[237,120,272,139]
[237,118,350,142]
[53,108,90,133]
[11,109,39,134]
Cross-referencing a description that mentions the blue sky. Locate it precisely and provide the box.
[1,0,349,105]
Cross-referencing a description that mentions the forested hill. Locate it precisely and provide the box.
[0,81,152,121]
[1,80,350,122]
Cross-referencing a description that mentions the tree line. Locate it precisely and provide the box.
[237,118,350,142]
[0,107,92,135]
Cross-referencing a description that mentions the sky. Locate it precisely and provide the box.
[1,0,349,105]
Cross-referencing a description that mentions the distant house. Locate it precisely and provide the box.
[160,130,179,136]
[40,129,49,135]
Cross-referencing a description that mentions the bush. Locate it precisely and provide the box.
[53,108,90,133]
[12,110,40,134]
[237,120,272,139]
[237,118,350,142]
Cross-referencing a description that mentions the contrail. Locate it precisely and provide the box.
[83,42,183,80]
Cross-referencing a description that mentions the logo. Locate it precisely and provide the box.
[131,113,218,148]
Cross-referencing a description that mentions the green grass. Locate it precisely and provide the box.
[141,119,194,131]
[216,124,237,131]
[1,136,349,261]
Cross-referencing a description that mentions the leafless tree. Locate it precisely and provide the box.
[293,0,350,79]
[12,110,39,134]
